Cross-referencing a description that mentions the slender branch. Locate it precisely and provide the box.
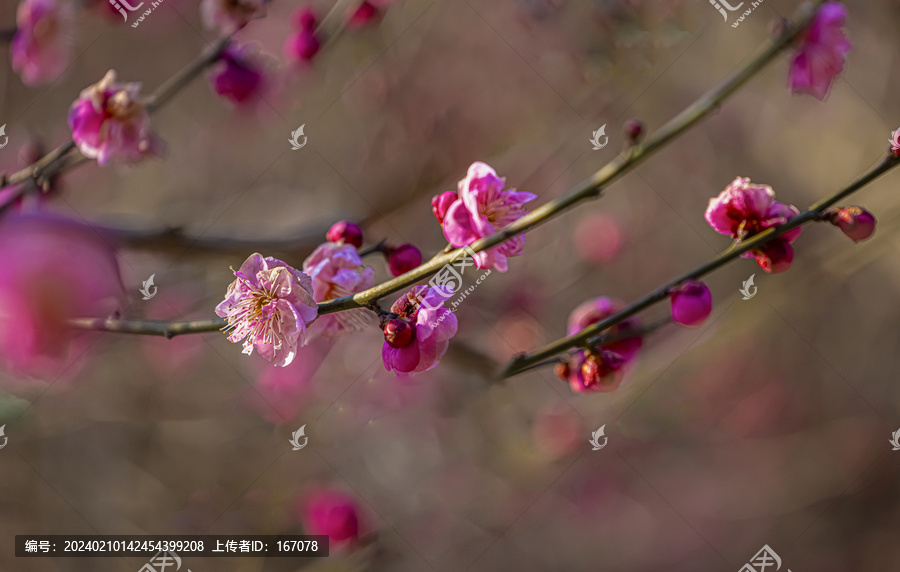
[500,154,900,378]
[69,317,225,339]
[0,27,15,43]
[66,0,826,338]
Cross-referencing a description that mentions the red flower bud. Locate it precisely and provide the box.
[669,280,712,327]
[623,119,645,144]
[431,191,458,225]
[387,243,422,277]
[383,318,415,348]
[348,1,380,27]
[832,206,876,243]
[326,221,363,248]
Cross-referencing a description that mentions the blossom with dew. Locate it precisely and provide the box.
[302,243,374,336]
[215,253,318,367]
[68,70,162,166]
[284,8,320,64]
[890,129,900,157]
[11,0,74,87]
[669,280,712,327]
[386,243,422,277]
[440,162,537,272]
[829,206,876,243]
[705,177,803,273]
[0,214,123,378]
[326,221,364,248]
[209,43,266,106]
[382,285,457,374]
[560,297,642,393]
[200,0,267,34]
[788,1,850,100]
[299,488,361,544]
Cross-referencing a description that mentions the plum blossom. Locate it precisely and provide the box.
[284,8,320,64]
[200,0,267,34]
[68,70,161,166]
[299,488,361,544]
[889,129,900,157]
[705,177,802,273]
[561,297,642,393]
[439,162,537,272]
[209,44,266,106]
[216,253,318,367]
[0,214,123,378]
[829,206,876,243]
[669,280,712,327]
[382,286,457,374]
[302,243,374,336]
[789,2,851,100]
[11,0,74,87]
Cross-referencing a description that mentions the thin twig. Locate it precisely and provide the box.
[500,154,900,378]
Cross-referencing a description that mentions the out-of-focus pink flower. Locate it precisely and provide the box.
[788,2,850,100]
[705,177,802,273]
[347,1,381,27]
[431,191,457,225]
[0,214,122,377]
[302,243,374,336]
[250,338,331,424]
[830,206,876,243]
[215,253,318,367]
[11,0,74,87]
[562,297,642,393]
[669,280,712,327]
[382,286,457,374]
[386,243,422,276]
[68,70,161,166]
[326,221,363,248]
[284,8,320,64]
[533,405,581,460]
[441,162,536,272]
[200,0,266,34]
[209,43,266,106]
[889,129,900,157]
[573,213,623,264]
[299,488,361,543]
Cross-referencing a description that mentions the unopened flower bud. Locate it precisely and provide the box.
[832,206,876,242]
[755,240,794,274]
[383,318,415,348]
[387,243,422,276]
[669,280,712,327]
[623,119,645,144]
[326,221,363,248]
[348,1,380,27]
[431,191,458,225]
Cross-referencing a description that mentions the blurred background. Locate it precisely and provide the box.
[1,0,900,570]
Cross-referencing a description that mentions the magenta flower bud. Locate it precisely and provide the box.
[384,318,415,349]
[284,29,321,63]
[755,240,794,274]
[387,244,422,277]
[669,280,712,327]
[326,221,364,248]
[623,119,645,143]
[832,206,876,242]
[431,191,458,225]
[209,44,265,105]
[348,1,380,27]
[302,489,361,543]
[293,7,317,29]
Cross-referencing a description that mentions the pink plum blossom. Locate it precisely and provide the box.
[789,2,850,100]
[382,286,457,374]
[200,0,267,34]
[669,280,712,327]
[302,243,374,336]
[705,177,803,273]
[889,129,900,157]
[299,488,361,544]
[0,214,123,378]
[440,162,537,272]
[561,297,642,393]
[216,253,318,367]
[68,70,161,166]
[209,44,266,106]
[11,0,74,87]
